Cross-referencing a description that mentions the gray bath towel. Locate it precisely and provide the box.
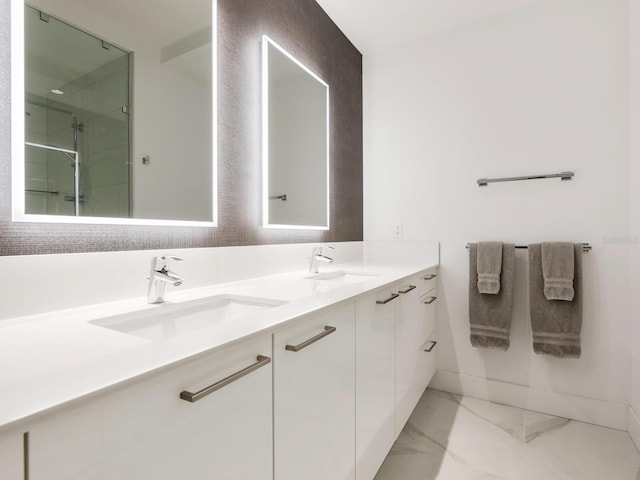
[529,243,583,358]
[541,242,575,301]
[477,242,503,294]
[469,243,515,350]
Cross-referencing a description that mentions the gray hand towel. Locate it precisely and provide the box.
[529,243,583,358]
[541,242,575,301]
[477,242,503,294]
[469,243,515,350]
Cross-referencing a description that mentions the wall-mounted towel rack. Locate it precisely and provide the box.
[466,243,592,252]
[477,171,574,186]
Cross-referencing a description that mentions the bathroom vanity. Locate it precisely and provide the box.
[0,0,418,474]
[0,259,438,480]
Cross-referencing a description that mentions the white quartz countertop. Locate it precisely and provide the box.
[0,260,437,431]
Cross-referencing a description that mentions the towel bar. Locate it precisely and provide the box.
[465,243,592,252]
[477,171,574,186]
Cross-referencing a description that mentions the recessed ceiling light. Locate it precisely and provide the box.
[50,89,64,95]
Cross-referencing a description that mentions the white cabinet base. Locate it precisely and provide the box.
[355,288,397,480]
[396,271,438,438]
[274,303,356,480]
[26,335,273,480]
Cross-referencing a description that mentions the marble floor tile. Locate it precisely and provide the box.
[374,388,640,480]
[522,411,570,443]
[431,390,525,443]
[522,411,640,480]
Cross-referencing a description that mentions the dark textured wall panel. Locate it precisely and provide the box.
[218,0,363,247]
[0,0,363,255]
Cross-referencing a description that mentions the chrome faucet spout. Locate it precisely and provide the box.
[147,255,184,304]
[308,246,334,274]
[152,270,183,286]
[316,254,333,264]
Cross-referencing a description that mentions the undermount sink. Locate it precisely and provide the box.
[90,295,287,340]
[305,270,380,283]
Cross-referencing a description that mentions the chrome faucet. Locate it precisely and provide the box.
[309,246,334,274]
[147,255,184,304]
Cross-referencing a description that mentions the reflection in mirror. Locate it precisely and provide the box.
[262,36,329,230]
[15,0,216,225]
[24,5,131,218]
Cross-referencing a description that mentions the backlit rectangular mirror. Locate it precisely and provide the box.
[13,0,217,226]
[262,35,329,230]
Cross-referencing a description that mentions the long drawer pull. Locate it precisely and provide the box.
[423,296,437,305]
[398,285,416,294]
[424,340,438,353]
[180,355,271,403]
[23,432,29,480]
[376,293,400,304]
[423,274,437,280]
[286,326,336,352]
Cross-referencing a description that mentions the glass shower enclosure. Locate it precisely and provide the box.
[24,5,131,217]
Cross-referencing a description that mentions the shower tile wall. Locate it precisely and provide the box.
[26,81,130,219]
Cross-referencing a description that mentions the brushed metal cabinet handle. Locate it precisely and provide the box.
[23,432,29,480]
[423,274,437,280]
[398,285,416,294]
[423,296,437,305]
[424,341,438,353]
[180,355,271,403]
[376,293,400,305]
[285,326,336,352]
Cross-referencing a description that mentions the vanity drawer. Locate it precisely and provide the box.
[419,269,438,297]
[26,335,273,480]
[395,279,437,438]
[395,328,438,438]
[421,331,438,387]
[420,290,438,339]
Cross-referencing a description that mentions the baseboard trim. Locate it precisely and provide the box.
[431,369,628,431]
[628,407,640,452]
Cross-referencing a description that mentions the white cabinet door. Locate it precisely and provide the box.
[27,334,273,480]
[27,395,103,479]
[0,428,24,480]
[355,287,398,480]
[395,271,438,437]
[273,303,356,480]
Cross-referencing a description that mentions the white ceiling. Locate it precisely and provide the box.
[25,0,212,100]
[30,0,211,50]
[80,0,212,47]
[315,0,547,55]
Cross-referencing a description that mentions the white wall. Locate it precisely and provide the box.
[132,43,212,222]
[364,0,631,424]
[28,0,212,222]
[629,0,640,446]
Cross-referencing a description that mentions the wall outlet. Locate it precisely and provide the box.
[393,223,403,239]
